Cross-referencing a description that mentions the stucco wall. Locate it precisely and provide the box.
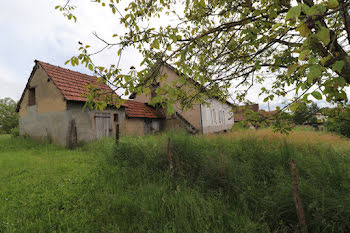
[18,64,69,146]
[18,65,66,117]
[122,117,164,136]
[201,99,234,134]
[134,65,201,131]
[68,102,127,142]
[19,105,71,146]
[164,116,190,131]
[122,118,145,136]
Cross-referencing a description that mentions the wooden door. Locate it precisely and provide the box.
[95,112,111,139]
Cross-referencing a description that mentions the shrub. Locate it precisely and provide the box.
[324,106,350,138]
[0,98,18,134]
[10,126,19,137]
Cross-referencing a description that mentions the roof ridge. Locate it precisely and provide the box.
[35,60,96,79]
[35,60,118,102]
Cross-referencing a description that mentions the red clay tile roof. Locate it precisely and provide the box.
[123,100,165,119]
[234,109,277,122]
[234,104,259,122]
[259,110,278,119]
[17,60,165,119]
[36,60,117,102]
[234,114,246,122]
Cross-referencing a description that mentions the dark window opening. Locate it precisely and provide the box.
[114,113,119,122]
[28,87,36,106]
[151,82,160,98]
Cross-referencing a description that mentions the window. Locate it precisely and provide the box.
[28,87,36,106]
[219,110,222,124]
[151,82,160,98]
[219,110,225,124]
[207,110,211,124]
[114,113,119,122]
[212,109,216,124]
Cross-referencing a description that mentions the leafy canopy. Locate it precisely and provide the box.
[324,104,350,137]
[291,101,319,125]
[0,98,18,134]
[56,0,350,112]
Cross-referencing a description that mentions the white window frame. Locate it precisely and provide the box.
[207,110,212,125]
[212,109,216,124]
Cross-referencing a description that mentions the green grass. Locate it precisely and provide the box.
[0,131,350,232]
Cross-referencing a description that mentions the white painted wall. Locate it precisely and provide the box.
[201,99,234,134]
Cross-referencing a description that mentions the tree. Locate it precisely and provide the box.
[56,0,350,114]
[308,101,320,125]
[0,98,18,134]
[324,105,350,137]
[291,101,319,125]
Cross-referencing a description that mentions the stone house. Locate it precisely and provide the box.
[129,63,235,134]
[16,60,164,147]
[17,60,234,147]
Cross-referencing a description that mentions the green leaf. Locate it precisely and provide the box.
[315,27,330,45]
[287,64,299,76]
[296,23,310,37]
[311,91,322,100]
[336,76,346,87]
[297,82,307,91]
[300,4,311,15]
[307,65,322,83]
[166,103,175,114]
[332,60,345,73]
[151,39,160,49]
[326,0,339,9]
[299,49,311,61]
[286,5,301,20]
[170,34,178,43]
[320,55,332,65]
[309,4,327,15]
[271,23,282,30]
[88,64,94,71]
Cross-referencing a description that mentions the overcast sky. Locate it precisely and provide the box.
[0,0,140,100]
[0,0,345,110]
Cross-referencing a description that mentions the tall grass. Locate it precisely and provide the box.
[112,131,350,232]
[1,130,350,232]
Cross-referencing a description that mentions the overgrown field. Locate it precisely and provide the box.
[0,130,350,232]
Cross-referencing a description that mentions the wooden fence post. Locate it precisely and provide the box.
[289,158,308,233]
[168,138,174,177]
[116,124,120,145]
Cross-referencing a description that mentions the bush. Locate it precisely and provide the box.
[10,127,19,137]
[324,106,350,138]
[0,98,18,134]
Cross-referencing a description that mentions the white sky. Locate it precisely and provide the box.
[0,0,345,110]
